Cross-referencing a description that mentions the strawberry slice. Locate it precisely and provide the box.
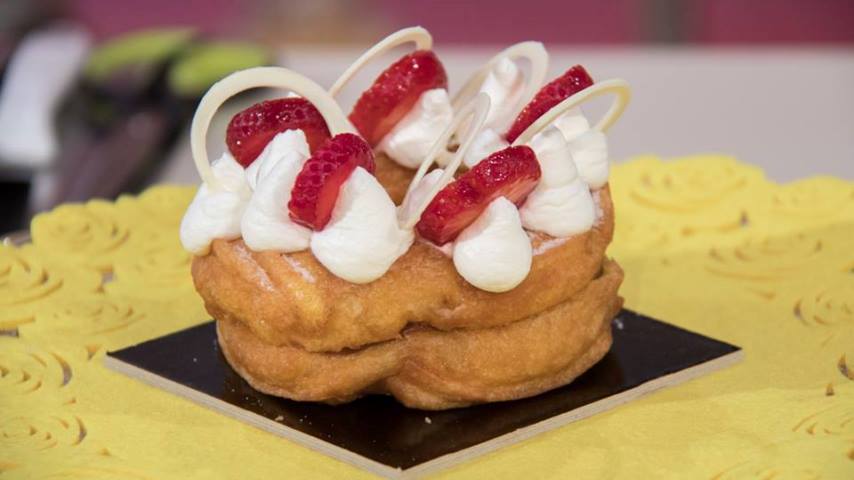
[505,65,594,143]
[288,133,375,230]
[416,146,541,245]
[349,50,448,145]
[226,97,332,167]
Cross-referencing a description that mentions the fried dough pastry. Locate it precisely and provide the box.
[193,187,616,353]
[182,40,632,409]
[218,260,623,410]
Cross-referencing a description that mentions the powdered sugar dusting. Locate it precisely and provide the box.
[533,236,569,255]
[420,238,453,257]
[592,188,605,225]
[283,255,316,283]
[234,243,275,291]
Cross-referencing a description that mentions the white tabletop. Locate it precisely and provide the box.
[159,46,854,185]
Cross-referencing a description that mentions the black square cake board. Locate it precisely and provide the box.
[104,310,742,479]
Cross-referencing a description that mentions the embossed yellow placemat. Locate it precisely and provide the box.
[2,156,852,479]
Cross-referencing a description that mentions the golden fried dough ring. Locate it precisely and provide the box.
[217,260,622,410]
[193,187,615,352]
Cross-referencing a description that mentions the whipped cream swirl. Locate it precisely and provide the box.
[453,197,532,292]
[552,108,609,188]
[567,129,608,189]
[180,152,251,255]
[241,130,312,252]
[311,167,414,283]
[245,128,310,190]
[552,107,590,142]
[520,126,595,237]
[378,88,453,169]
[478,57,525,131]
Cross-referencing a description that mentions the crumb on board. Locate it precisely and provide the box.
[424,416,432,424]
[838,354,853,380]
[825,383,835,396]
[275,415,284,422]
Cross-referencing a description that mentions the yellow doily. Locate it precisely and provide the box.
[1,156,852,479]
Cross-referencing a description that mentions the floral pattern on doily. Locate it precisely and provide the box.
[0,244,101,332]
[30,200,132,272]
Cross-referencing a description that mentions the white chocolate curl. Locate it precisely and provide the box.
[378,88,454,169]
[510,78,631,147]
[452,41,549,125]
[190,67,354,190]
[398,92,491,229]
[329,26,433,98]
[463,128,509,169]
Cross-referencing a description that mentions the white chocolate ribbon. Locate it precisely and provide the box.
[510,78,631,146]
[329,26,433,98]
[399,93,491,229]
[190,67,354,190]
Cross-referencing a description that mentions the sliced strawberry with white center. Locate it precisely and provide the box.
[505,65,594,143]
[416,146,541,245]
[226,97,332,167]
[288,133,375,230]
[349,50,448,146]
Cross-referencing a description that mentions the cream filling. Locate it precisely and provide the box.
[520,125,595,237]
[245,129,310,190]
[567,129,609,189]
[240,132,312,252]
[179,153,250,255]
[478,57,526,132]
[378,88,454,169]
[453,197,533,293]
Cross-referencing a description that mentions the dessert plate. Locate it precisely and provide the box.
[104,310,741,479]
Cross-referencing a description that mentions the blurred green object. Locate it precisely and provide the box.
[168,42,269,98]
[49,28,272,209]
[84,28,195,81]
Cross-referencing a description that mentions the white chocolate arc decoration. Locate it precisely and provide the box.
[328,26,433,98]
[190,67,355,190]
[511,78,631,146]
[451,41,549,113]
[399,93,491,230]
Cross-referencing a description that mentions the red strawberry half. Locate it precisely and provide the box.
[416,146,541,245]
[288,133,375,230]
[505,65,594,143]
[349,50,448,145]
[226,97,332,167]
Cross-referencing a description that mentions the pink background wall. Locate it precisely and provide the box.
[64,0,854,45]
